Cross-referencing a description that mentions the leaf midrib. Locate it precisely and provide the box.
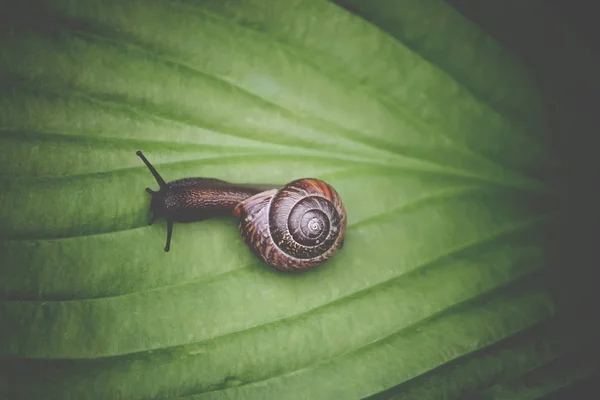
[2,185,533,301]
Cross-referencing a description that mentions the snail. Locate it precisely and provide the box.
[136,151,346,271]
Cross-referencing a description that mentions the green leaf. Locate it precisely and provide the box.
[0,0,581,399]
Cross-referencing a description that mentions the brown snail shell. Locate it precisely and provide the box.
[233,178,346,272]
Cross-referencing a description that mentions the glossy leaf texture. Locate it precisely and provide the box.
[0,0,583,399]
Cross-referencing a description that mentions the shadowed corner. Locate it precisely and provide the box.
[0,0,92,39]
[449,0,600,396]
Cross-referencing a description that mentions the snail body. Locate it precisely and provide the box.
[136,151,276,252]
[136,151,346,271]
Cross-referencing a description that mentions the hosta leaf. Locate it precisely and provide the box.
[0,0,586,399]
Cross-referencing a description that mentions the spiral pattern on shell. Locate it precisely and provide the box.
[233,178,346,272]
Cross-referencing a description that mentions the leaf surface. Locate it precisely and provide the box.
[0,0,573,399]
